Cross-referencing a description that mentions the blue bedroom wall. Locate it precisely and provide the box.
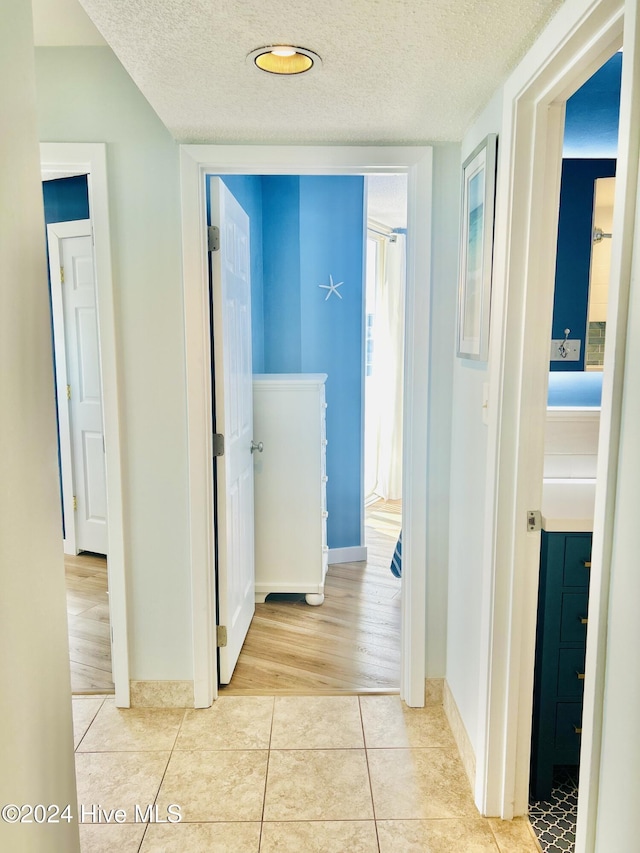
[298,176,365,549]
[207,174,366,550]
[551,158,616,371]
[261,176,302,373]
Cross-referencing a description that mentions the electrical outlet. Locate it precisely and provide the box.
[550,338,581,361]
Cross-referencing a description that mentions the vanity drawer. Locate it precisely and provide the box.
[563,535,592,587]
[560,593,589,642]
[555,702,582,759]
[557,647,586,698]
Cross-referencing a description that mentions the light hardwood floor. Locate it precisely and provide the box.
[65,552,114,694]
[64,501,401,696]
[222,499,402,695]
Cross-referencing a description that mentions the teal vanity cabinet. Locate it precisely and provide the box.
[530,530,592,801]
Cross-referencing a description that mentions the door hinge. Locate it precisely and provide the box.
[527,510,542,532]
[60,265,65,284]
[207,225,220,252]
[212,433,225,457]
[73,495,78,511]
[66,384,72,400]
[216,625,227,648]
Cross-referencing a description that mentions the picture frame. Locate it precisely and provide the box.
[457,133,497,360]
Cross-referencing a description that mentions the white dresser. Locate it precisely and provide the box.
[252,374,329,605]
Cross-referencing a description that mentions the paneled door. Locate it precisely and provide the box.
[49,220,107,556]
[209,178,256,684]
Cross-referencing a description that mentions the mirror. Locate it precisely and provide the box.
[586,176,615,370]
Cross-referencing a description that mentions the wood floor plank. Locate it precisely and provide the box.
[65,552,114,695]
[222,499,402,694]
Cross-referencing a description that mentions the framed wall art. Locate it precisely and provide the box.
[457,133,497,360]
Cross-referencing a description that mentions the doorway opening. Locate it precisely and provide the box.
[206,172,407,693]
[44,176,112,695]
[364,175,407,618]
[40,143,129,707]
[181,145,431,709]
[528,50,621,852]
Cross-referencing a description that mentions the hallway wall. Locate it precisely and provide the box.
[35,46,192,681]
[0,5,80,850]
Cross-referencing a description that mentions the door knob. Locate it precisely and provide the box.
[251,440,264,453]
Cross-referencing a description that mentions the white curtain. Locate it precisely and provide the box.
[365,233,405,502]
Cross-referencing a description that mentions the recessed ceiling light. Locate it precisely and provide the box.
[247,45,321,75]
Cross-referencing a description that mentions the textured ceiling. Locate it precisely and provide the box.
[367,175,408,229]
[35,0,566,145]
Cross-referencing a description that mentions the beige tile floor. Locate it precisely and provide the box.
[73,694,542,853]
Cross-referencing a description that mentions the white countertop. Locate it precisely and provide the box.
[541,479,596,532]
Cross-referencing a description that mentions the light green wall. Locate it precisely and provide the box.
[1,9,80,850]
[447,88,504,750]
[34,47,192,680]
[426,143,461,677]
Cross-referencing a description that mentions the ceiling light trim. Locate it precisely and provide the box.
[247,45,321,76]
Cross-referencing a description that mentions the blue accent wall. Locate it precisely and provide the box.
[42,175,89,224]
[262,176,302,373]
[206,174,366,550]
[548,372,602,407]
[299,176,365,549]
[563,52,622,159]
[551,159,616,371]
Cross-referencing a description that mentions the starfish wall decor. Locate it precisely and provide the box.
[319,274,344,300]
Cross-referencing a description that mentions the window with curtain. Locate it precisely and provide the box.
[364,227,405,503]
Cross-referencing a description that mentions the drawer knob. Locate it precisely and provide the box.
[583,560,591,568]
[574,725,582,735]
[576,672,585,680]
[579,617,588,625]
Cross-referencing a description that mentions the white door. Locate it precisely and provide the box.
[49,220,108,556]
[209,179,256,684]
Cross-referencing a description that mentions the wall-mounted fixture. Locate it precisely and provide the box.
[593,226,613,243]
[550,328,581,361]
[247,45,321,75]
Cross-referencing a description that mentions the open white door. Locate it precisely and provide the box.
[49,220,108,556]
[209,178,256,684]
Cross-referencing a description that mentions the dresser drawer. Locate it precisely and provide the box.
[557,647,586,698]
[563,535,592,587]
[560,593,589,642]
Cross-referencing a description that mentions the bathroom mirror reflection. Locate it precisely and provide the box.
[586,176,615,370]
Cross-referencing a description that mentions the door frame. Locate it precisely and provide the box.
[47,218,93,556]
[41,142,130,707]
[180,145,432,709]
[476,0,639,844]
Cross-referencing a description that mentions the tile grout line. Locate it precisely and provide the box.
[72,694,107,752]
[147,708,187,837]
[258,695,276,849]
[358,696,381,853]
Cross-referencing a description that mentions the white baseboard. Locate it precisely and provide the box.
[328,546,368,564]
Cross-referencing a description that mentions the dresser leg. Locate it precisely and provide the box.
[305,593,325,606]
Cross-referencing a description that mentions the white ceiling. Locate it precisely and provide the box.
[368,175,408,229]
[32,0,565,145]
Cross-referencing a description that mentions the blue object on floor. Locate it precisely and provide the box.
[390,530,402,578]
